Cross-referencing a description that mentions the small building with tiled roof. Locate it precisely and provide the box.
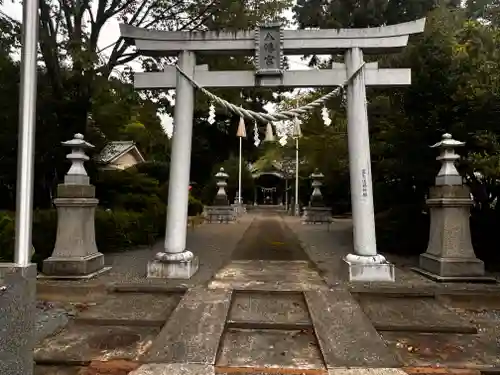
[96,141,145,170]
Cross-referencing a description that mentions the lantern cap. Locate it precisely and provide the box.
[432,133,464,186]
[62,133,94,185]
[215,167,229,179]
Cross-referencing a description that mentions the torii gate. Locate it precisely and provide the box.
[120,19,425,281]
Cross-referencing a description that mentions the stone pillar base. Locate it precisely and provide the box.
[302,206,332,224]
[342,256,395,282]
[41,252,110,279]
[204,206,236,223]
[0,264,37,375]
[147,257,199,279]
[413,253,496,283]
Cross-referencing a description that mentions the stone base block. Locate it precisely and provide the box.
[412,267,497,283]
[302,206,332,224]
[130,364,214,375]
[147,257,199,280]
[419,253,485,277]
[38,266,111,280]
[0,264,37,375]
[342,259,395,282]
[42,252,106,278]
[204,206,236,223]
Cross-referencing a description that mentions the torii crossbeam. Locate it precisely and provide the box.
[120,18,426,282]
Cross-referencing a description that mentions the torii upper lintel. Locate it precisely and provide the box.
[120,18,426,56]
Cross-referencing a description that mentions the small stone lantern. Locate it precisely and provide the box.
[42,134,108,278]
[204,167,235,223]
[309,169,325,207]
[213,167,229,206]
[303,169,331,224]
[414,133,491,282]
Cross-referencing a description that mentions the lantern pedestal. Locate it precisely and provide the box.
[302,169,332,224]
[302,206,332,224]
[204,167,236,223]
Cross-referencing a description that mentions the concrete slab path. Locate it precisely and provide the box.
[34,212,500,375]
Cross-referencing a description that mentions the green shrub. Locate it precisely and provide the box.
[95,169,164,210]
[375,204,429,256]
[95,209,154,251]
[188,195,204,216]
[0,211,14,261]
[0,205,167,266]
[134,161,170,184]
[31,209,58,265]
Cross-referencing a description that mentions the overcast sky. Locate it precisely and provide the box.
[0,2,314,136]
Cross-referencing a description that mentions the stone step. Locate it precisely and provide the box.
[356,295,477,334]
[34,324,159,365]
[209,261,327,291]
[304,290,401,368]
[74,291,184,327]
[382,331,500,369]
[216,328,325,370]
[141,287,232,364]
[227,291,312,327]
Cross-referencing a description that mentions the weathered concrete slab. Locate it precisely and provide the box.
[436,293,500,310]
[209,261,327,291]
[216,369,328,375]
[0,264,37,375]
[403,368,482,375]
[357,295,477,334]
[382,331,500,369]
[327,370,407,375]
[35,303,71,344]
[130,363,214,375]
[228,291,311,326]
[304,290,400,368]
[34,324,158,364]
[75,292,183,326]
[142,287,232,364]
[35,366,84,375]
[216,328,325,370]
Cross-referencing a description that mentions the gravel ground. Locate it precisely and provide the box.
[284,215,500,291]
[37,214,255,289]
[35,301,75,344]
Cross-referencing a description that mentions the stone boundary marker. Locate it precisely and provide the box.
[128,365,489,375]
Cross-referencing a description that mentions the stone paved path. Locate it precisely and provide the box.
[34,212,500,375]
[230,213,308,261]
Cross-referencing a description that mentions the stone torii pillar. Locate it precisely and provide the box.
[148,51,198,279]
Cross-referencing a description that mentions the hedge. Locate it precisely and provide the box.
[0,207,165,266]
[0,194,204,266]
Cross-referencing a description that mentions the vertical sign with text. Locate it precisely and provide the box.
[256,23,282,76]
[361,168,369,201]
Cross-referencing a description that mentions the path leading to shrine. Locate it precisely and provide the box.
[34,212,500,375]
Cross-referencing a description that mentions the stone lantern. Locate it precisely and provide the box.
[414,133,493,282]
[204,167,235,223]
[214,167,229,206]
[309,169,325,207]
[42,134,109,278]
[302,169,332,224]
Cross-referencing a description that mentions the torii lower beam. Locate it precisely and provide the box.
[134,64,411,90]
